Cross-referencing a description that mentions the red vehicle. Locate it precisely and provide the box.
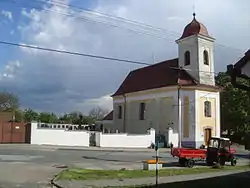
[171,137,237,168]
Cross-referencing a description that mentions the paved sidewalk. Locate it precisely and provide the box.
[55,169,250,188]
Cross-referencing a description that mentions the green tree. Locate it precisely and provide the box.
[59,112,95,125]
[38,112,58,123]
[23,108,39,122]
[0,91,19,112]
[14,110,24,122]
[68,111,81,124]
[216,72,250,139]
[59,114,73,124]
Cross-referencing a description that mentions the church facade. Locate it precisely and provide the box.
[111,14,221,148]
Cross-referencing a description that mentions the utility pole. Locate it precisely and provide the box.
[152,52,160,133]
[155,141,159,187]
[177,68,182,148]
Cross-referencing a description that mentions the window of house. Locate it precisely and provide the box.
[203,50,209,65]
[204,101,212,117]
[118,105,122,119]
[139,102,146,120]
[184,51,191,66]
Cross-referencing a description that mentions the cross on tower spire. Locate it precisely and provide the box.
[192,5,196,18]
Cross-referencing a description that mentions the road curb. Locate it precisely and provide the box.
[50,172,64,188]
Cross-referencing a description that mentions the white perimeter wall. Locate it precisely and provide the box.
[96,128,155,148]
[31,122,89,147]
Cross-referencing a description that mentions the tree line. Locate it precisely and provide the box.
[0,91,109,125]
[1,71,250,142]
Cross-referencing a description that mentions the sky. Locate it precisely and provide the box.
[0,0,249,115]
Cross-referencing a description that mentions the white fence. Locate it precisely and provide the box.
[31,122,89,147]
[95,128,155,148]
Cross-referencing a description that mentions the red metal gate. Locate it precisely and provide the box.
[0,122,31,143]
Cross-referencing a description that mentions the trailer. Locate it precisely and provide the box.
[171,137,237,168]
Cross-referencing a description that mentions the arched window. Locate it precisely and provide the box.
[203,50,209,65]
[184,51,190,66]
[204,101,211,117]
[139,102,146,120]
[118,105,122,119]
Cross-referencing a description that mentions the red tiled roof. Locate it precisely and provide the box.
[234,49,250,69]
[112,58,219,97]
[178,14,211,40]
[102,110,113,121]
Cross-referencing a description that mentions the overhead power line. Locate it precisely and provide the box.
[2,0,244,68]
[40,0,245,54]
[0,40,149,66]
[39,0,179,36]
[3,0,246,54]
[0,0,236,76]
[0,40,219,76]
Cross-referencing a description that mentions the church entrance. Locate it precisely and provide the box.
[204,128,212,146]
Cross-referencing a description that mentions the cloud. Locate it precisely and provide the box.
[0,0,249,115]
[1,10,13,21]
[0,61,20,79]
[81,94,113,112]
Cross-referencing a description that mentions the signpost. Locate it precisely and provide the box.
[155,141,159,187]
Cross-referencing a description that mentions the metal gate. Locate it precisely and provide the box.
[0,122,30,143]
[155,134,166,148]
[89,132,96,146]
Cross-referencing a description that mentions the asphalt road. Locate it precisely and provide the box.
[0,144,249,187]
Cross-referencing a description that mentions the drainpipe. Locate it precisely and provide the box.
[123,94,127,133]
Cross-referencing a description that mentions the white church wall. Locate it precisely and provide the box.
[113,87,199,147]
[195,90,220,146]
[180,90,196,147]
[113,88,179,134]
[177,35,215,86]
[197,36,215,85]
[177,36,199,81]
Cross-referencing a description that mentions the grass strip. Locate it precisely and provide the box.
[57,165,250,181]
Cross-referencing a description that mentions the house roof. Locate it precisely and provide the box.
[178,13,212,40]
[111,58,220,97]
[234,49,250,69]
[102,110,113,121]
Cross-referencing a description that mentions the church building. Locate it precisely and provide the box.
[111,14,221,148]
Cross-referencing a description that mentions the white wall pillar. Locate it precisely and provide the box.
[148,128,156,145]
